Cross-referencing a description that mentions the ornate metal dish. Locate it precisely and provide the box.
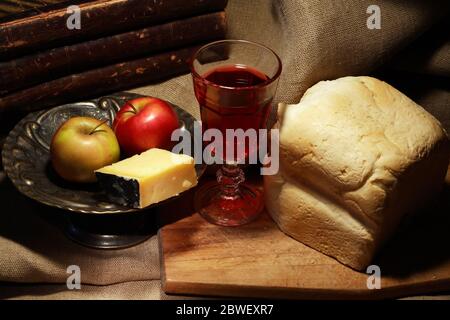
[2,92,205,215]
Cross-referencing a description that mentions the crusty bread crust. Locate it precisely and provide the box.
[265,76,450,270]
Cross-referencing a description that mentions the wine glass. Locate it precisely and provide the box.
[190,39,282,226]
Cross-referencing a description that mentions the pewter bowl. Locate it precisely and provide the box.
[2,92,204,215]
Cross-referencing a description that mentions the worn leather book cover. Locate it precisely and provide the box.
[0,0,90,23]
[0,12,226,96]
[0,0,228,58]
[0,45,202,113]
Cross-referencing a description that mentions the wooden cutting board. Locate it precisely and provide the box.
[159,172,450,299]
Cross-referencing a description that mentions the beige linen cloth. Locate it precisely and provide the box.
[0,0,449,299]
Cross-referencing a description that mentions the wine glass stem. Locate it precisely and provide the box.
[216,163,245,200]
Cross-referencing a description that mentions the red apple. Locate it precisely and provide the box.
[50,117,120,183]
[113,97,179,155]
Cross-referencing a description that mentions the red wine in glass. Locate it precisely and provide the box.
[195,64,273,162]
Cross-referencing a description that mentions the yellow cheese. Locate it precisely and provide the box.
[95,148,198,208]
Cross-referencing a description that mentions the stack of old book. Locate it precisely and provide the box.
[0,0,228,112]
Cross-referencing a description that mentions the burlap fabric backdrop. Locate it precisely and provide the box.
[0,0,449,299]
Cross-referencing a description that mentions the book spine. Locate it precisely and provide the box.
[0,12,226,96]
[0,0,92,24]
[0,0,228,59]
[0,45,201,113]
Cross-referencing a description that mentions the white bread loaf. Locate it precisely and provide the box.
[265,76,450,271]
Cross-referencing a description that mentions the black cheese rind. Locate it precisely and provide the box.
[96,172,140,208]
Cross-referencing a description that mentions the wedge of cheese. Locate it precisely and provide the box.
[95,148,198,208]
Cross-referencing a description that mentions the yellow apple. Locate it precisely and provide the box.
[50,117,120,183]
